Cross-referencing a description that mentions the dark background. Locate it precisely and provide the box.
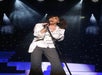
[0,0,102,72]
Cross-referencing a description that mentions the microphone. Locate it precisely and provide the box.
[43,23,49,28]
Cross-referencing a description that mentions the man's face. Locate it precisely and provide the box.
[49,16,59,25]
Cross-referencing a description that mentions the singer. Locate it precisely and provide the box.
[28,15,67,75]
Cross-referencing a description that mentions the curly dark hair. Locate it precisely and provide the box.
[58,18,67,29]
[46,15,67,29]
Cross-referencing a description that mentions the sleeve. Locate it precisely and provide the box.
[33,23,45,39]
[53,29,65,41]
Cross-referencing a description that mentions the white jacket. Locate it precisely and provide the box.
[28,23,65,53]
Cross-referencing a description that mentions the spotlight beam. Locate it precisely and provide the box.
[10,0,41,29]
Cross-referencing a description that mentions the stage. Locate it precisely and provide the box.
[0,0,102,75]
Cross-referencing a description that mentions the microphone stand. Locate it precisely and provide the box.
[46,26,72,75]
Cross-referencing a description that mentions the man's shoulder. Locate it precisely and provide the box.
[34,23,44,28]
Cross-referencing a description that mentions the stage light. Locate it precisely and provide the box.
[57,0,64,2]
[10,0,41,29]
[79,0,83,4]
[91,0,99,3]
[62,0,82,33]
[85,14,99,35]
[37,0,44,2]
[0,0,4,2]
[40,13,48,22]
[3,13,11,24]
[0,13,14,34]
[90,14,97,24]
